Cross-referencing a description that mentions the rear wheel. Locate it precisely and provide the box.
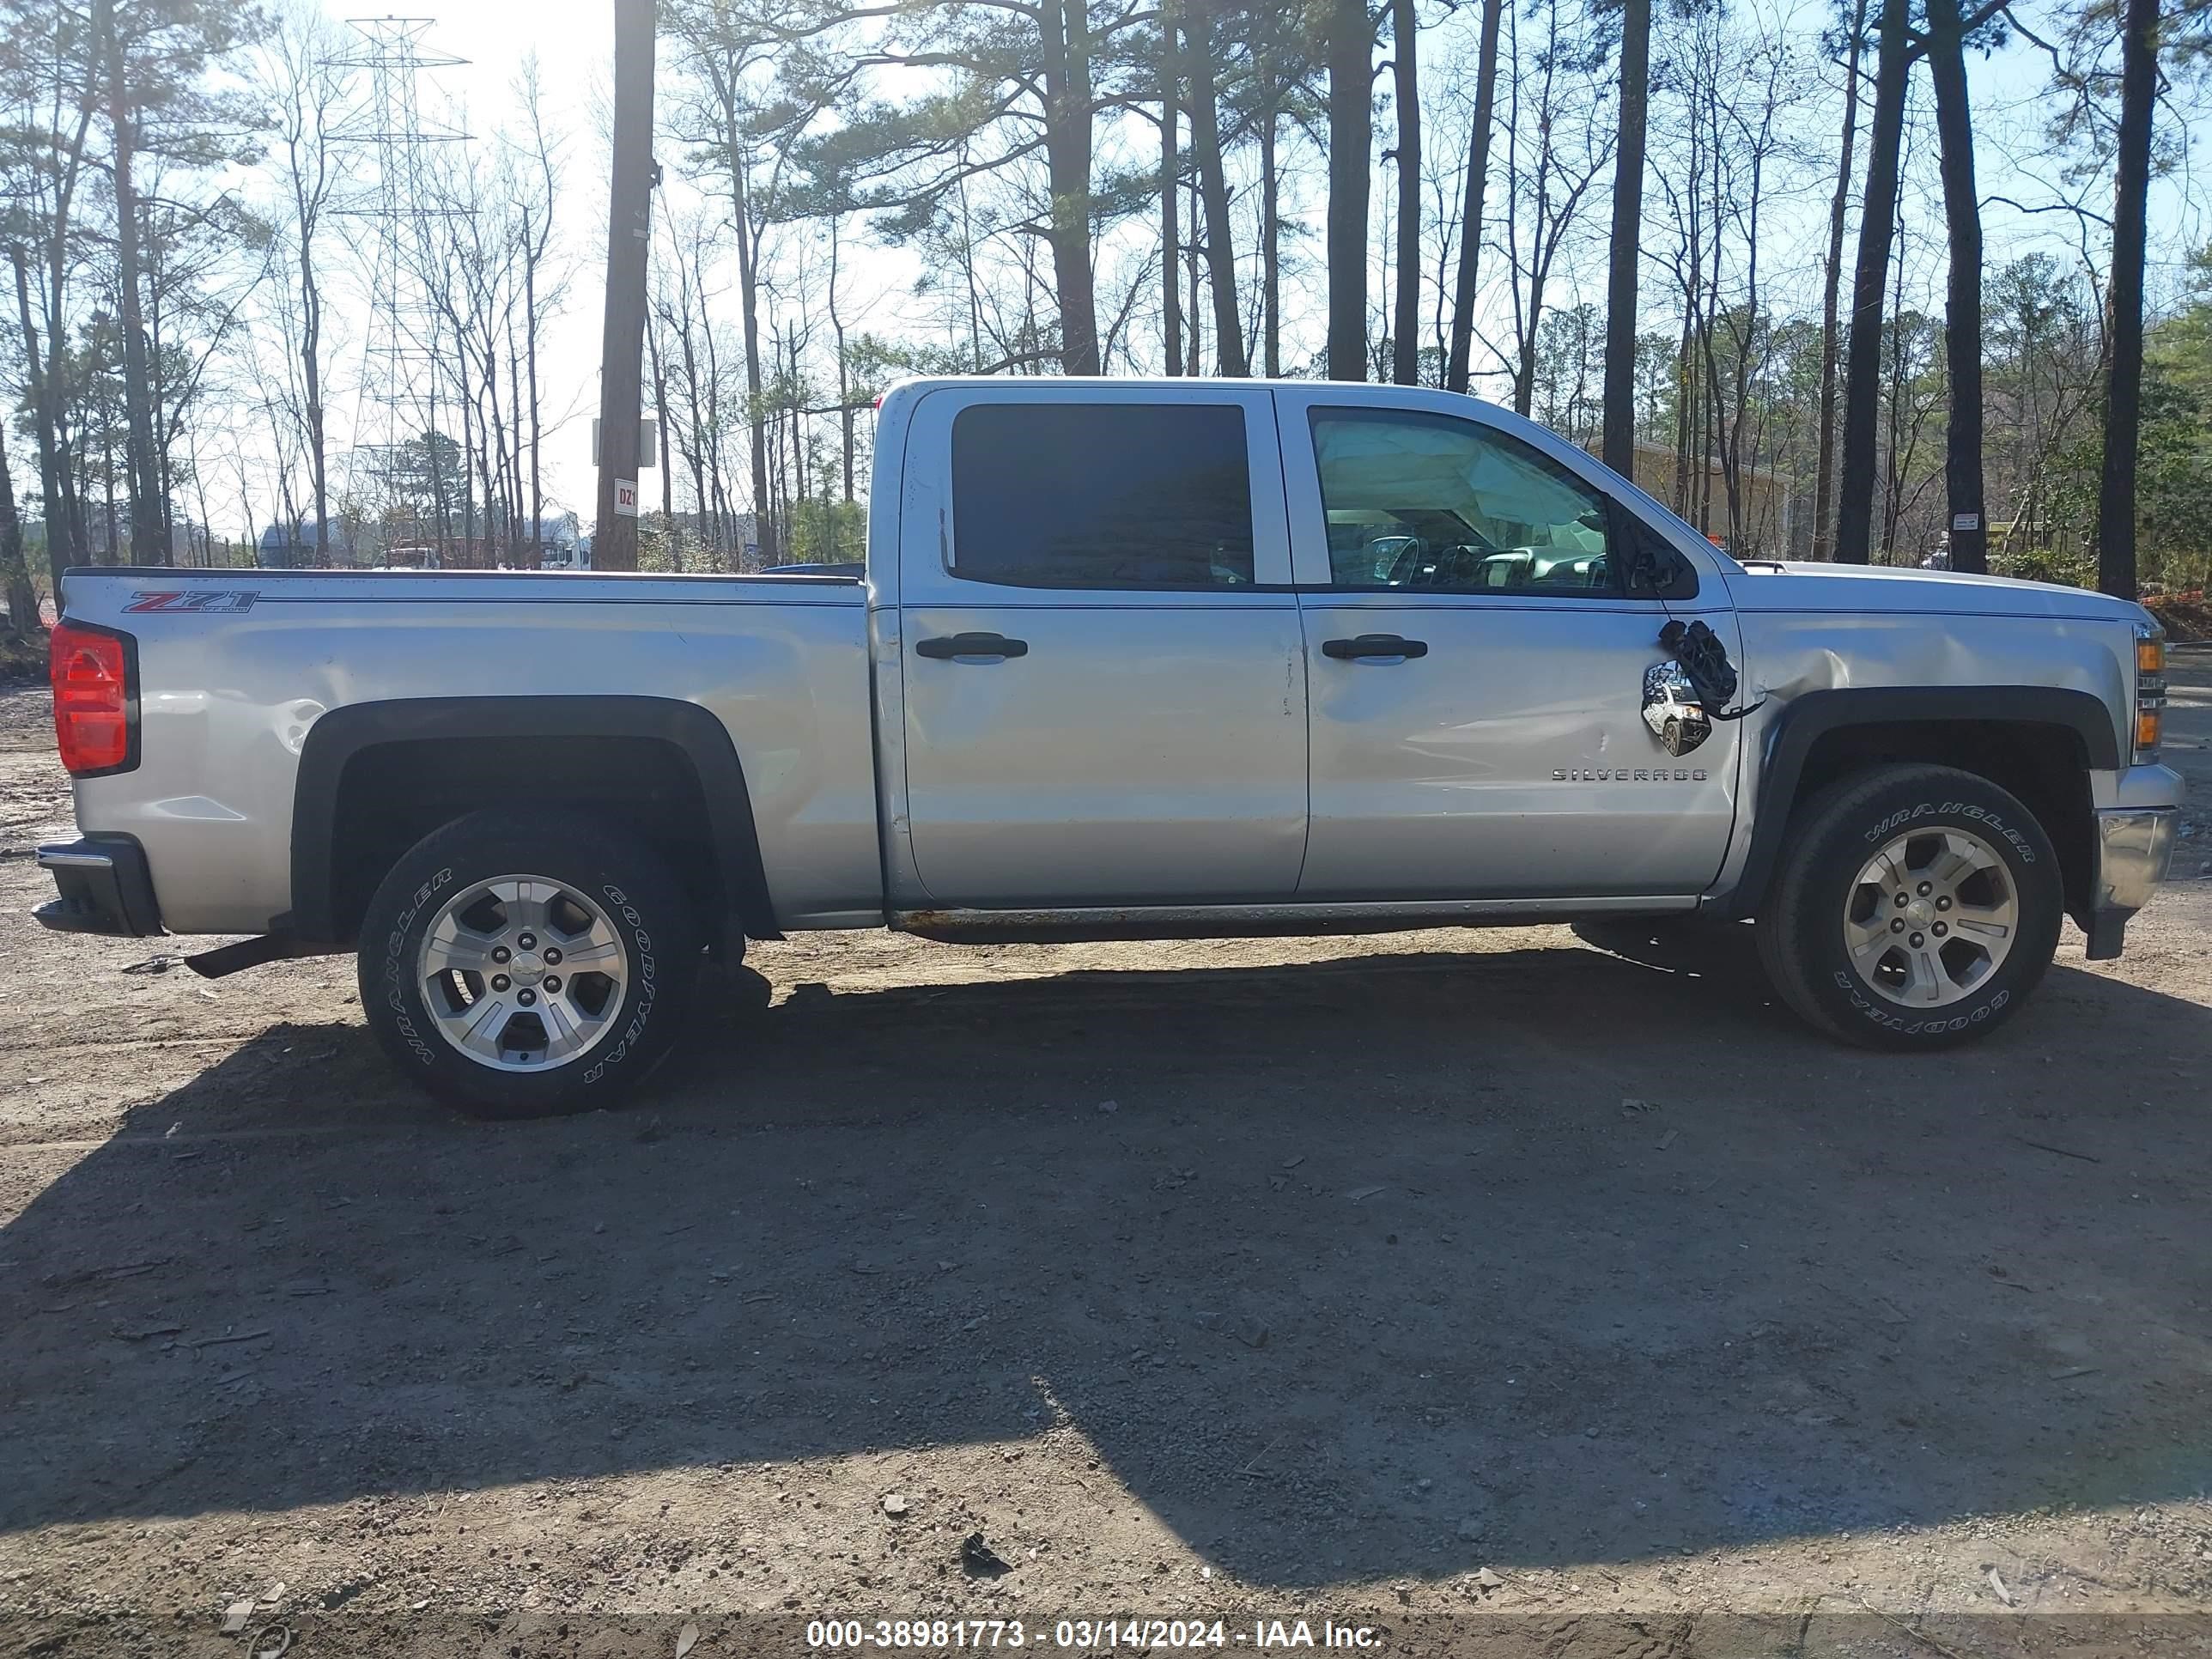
[1755,763,2063,1048]
[358,810,702,1117]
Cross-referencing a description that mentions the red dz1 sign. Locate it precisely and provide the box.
[614,479,639,518]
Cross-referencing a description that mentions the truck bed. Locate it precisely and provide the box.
[55,567,883,935]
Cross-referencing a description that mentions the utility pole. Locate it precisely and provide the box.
[2097,0,2157,599]
[594,0,657,571]
[1600,0,1649,478]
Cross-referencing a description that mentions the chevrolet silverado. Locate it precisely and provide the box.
[35,378,2184,1115]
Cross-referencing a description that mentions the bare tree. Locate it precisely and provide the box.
[1599,0,1649,471]
[1159,1,1182,374]
[1443,0,1504,392]
[94,0,163,561]
[1498,0,1612,416]
[1926,0,1990,573]
[258,1,344,556]
[666,13,850,563]
[1389,0,1421,383]
[1184,0,1246,374]
[0,420,38,631]
[2,2,97,579]
[1809,0,1868,561]
[1325,0,1376,380]
[1830,0,1911,563]
[510,58,564,572]
[2089,0,2155,596]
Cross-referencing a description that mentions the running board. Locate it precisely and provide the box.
[890,895,1700,946]
[186,935,336,979]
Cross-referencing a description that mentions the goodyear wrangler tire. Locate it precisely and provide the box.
[1755,763,2063,1050]
[357,809,700,1118]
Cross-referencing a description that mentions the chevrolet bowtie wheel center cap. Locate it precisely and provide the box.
[416,876,629,1071]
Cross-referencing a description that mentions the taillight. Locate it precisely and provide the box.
[50,621,137,776]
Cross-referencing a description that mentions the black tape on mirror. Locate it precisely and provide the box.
[1659,618,1765,723]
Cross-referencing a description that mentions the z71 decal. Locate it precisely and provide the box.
[125,589,260,615]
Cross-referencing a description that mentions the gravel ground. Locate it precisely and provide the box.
[1,655,2209,1658]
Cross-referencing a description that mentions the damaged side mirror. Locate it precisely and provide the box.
[1608,504,1701,600]
[1624,538,1700,600]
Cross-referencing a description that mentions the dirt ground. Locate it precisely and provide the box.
[3,656,2209,1659]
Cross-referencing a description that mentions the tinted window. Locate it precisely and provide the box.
[951,403,1255,588]
[1310,410,1615,593]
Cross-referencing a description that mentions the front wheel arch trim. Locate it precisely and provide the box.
[288,695,779,946]
[1706,684,2118,921]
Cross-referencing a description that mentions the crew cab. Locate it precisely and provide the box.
[37,378,2184,1116]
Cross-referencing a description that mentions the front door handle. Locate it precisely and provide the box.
[1322,633,1429,662]
[916,632,1030,661]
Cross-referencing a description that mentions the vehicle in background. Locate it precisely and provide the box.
[1640,661,1711,757]
[35,378,2183,1118]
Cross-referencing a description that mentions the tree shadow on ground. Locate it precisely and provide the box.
[3,927,2209,1589]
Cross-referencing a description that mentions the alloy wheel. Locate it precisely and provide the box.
[416,875,629,1070]
[1842,828,2019,1008]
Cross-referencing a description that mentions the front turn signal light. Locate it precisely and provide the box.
[2135,623,2167,761]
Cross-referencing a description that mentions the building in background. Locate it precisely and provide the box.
[524,512,585,568]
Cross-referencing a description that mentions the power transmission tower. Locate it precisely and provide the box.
[326,18,469,567]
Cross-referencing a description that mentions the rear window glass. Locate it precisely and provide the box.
[950,402,1255,588]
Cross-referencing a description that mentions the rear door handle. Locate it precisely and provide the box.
[915,631,1029,661]
[1321,633,1429,662]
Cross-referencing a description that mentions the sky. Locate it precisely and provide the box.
[277,0,2212,534]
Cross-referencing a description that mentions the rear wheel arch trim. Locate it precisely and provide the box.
[289,695,779,945]
[1709,685,2118,921]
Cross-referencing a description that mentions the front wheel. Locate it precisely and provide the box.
[1755,763,2063,1048]
[358,809,702,1118]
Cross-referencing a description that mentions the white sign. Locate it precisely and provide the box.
[592,419,659,468]
[614,479,639,518]
[1951,512,1981,532]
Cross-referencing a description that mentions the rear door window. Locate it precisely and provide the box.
[950,402,1256,589]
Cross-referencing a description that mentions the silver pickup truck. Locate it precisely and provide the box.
[37,378,2184,1116]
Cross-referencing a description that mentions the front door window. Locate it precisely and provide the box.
[1309,409,1616,595]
